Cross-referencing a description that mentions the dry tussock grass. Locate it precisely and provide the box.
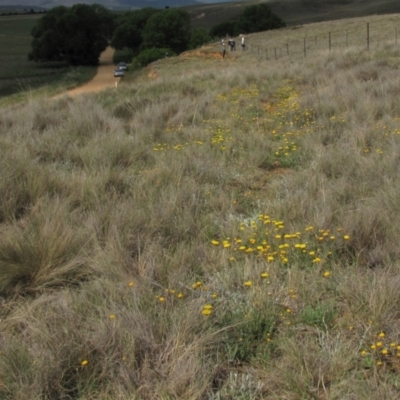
[2,13,400,399]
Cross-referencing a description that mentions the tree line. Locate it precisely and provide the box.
[29,3,285,67]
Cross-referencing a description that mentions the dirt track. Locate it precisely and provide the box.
[61,47,119,97]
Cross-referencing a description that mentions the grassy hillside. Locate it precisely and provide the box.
[2,11,400,399]
[188,0,400,30]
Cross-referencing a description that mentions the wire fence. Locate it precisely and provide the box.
[249,16,400,61]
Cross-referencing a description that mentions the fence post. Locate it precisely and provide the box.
[304,38,306,57]
[329,32,331,50]
[286,43,289,56]
[367,22,370,50]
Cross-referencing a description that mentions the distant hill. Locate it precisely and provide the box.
[187,0,400,30]
[0,0,399,27]
[0,0,204,10]
[118,0,201,9]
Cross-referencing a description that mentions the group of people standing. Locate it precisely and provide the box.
[221,36,246,58]
[228,38,236,51]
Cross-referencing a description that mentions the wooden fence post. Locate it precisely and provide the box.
[257,19,396,63]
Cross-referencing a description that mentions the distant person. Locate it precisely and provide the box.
[222,42,226,59]
[228,39,233,51]
[241,36,245,51]
[232,40,236,51]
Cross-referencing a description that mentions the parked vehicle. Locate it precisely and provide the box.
[114,69,124,77]
[117,61,128,71]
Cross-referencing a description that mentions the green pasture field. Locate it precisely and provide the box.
[0,15,96,103]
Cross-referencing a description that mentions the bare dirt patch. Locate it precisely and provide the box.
[56,47,118,98]
[148,69,158,79]
[182,49,223,60]
[193,51,221,59]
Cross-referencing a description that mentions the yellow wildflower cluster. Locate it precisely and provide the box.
[208,123,234,149]
[274,85,300,112]
[360,123,400,155]
[215,85,259,104]
[191,281,205,290]
[202,304,213,316]
[152,84,261,153]
[152,142,189,151]
[261,84,318,166]
[155,287,185,303]
[361,331,400,368]
[149,80,323,165]
[211,214,351,267]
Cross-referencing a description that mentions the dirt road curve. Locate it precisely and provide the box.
[61,47,118,97]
